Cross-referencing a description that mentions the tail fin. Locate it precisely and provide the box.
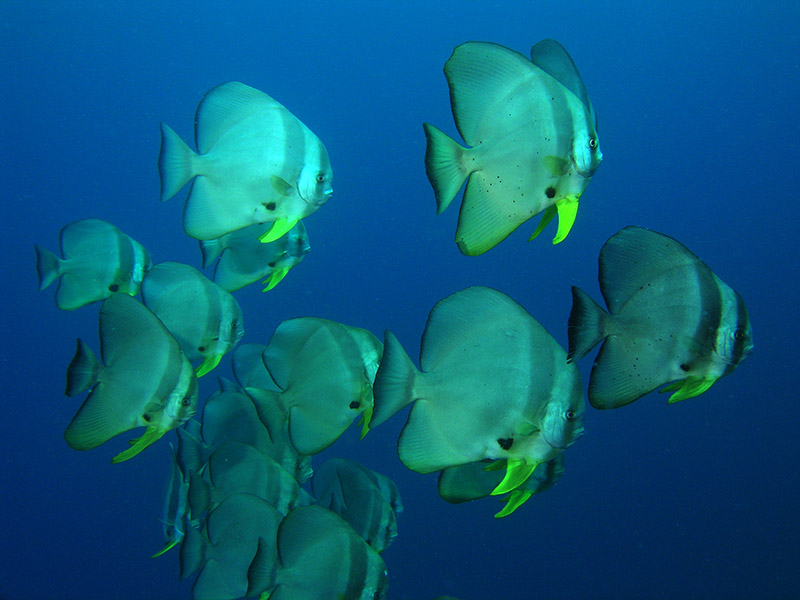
[423,123,468,215]
[199,238,223,269]
[369,330,419,430]
[567,286,609,363]
[158,122,197,202]
[187,470,212,521]
[34,245,63,290]
[246,536,279,599]
[65,339,101,396]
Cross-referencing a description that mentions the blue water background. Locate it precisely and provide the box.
[2,2,799,599]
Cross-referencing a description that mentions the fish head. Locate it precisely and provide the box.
[570,122,602,178]
[541,372,585,449]
[717,292,754,367]
[286,222,312,259]
[298,143,333,206]
[163,360,199,426]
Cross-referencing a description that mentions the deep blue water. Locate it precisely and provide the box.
[3,2,799,599]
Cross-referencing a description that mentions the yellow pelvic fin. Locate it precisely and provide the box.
[358,405,374,440]
[481,460,506,472]
[259,217,298,244]
[661,376,718,404]
[111,426,166,463]
[490,458,539,496]
[195,353,222,378]
[261,266,290,292]
[552,194,580,244]
[150,539,179,558]
[494,489,534,519]
[528,206,557,242]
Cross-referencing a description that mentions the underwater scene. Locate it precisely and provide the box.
[3,1,799,599]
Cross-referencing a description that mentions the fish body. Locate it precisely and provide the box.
[152,444,190,557]
[258,317,383,455]
[424,40,601,255]
[64,293,197,462]
[568,226,754,408]
[370,286,584,495]
[179,493,283,599]
[35,218,152,310]
[141,262,244,377]
[187,440,313,521]
[158,81,332,242]
[247,505,388,600]
[200,220,310,292]
[312,458,400,552]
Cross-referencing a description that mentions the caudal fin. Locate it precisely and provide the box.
[65,339,100,396]
[158,122,197,202]
[34,245,63,290]
[423,123,468,215]
[369,330,419,430]
[567,286,609,363]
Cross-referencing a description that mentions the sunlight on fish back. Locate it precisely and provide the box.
[158,81,333,244]
[424,39,602,255]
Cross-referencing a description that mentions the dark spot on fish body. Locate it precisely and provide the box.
[680,363,690,372]
[108,284,119,292]
[142,413,152,422]
[497,437,513,450]
[349,401,360,409]
[265,202,276,211]
[545,187,556,199]
[198,346,205,352]
[268,261,276,268]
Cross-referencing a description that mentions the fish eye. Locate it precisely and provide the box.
[565,410,576,421]
[588,137,597,149]
[181,397,191,406]
[733,329,746,340]
[316,173,326,183]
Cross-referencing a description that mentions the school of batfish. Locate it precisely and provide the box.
[35,39,753,600]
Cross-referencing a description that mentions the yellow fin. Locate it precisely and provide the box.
[552,194,581,244]
[195,353,222,378]
[150,539,179,558]
[481,460,506,472]
[259,217,298,244]
[494,489,534,518]
[269,175,294,196]
[111,426,166,463]
[662,376,718,404]
[490,458,538,495]
[528,206,557,242]
[261,267,290,292]
[358,405,374,440]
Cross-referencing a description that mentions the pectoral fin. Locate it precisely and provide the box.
[259,217,298,244]
[111,426,167,463]
[490,458,538,496]
[270,175,294,196]
[494,488,534,519]
[661,376,718,404]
